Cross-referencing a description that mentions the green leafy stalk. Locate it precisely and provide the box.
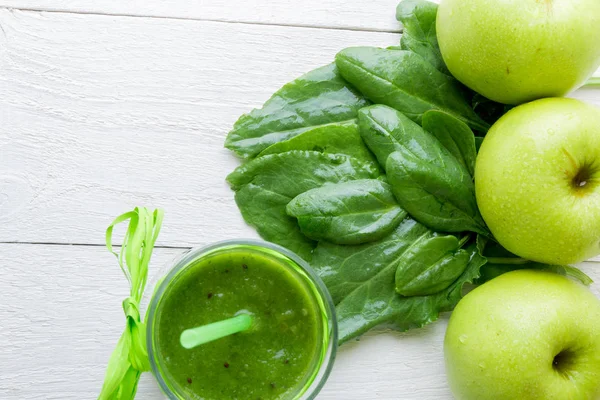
[584,77,600,87]
[475,239,593,286]
[98,207,164,400]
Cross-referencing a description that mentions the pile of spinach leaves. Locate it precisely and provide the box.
[224,0,590,344]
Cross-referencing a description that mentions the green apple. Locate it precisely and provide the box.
[445,270,600,400]
[476,98,600,265]
[436,0,600,105]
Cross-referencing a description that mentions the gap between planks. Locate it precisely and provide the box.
[0,241,192,250]
[0,6,403,34]
[0,242,599,264]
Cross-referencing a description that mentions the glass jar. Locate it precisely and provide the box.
[146,239,337,399]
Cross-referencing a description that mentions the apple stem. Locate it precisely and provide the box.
[486,257,531,265]
[583,77,600,88]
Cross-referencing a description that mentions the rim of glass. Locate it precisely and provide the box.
[146,239,338,400]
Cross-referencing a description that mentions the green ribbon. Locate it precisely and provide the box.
[98,207,164,400]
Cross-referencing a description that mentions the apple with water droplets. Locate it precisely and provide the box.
[476,98,600,265]
[445,270,600,400]
[436,0,600,105]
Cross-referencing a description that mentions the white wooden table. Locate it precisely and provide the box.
[1,1,599,399]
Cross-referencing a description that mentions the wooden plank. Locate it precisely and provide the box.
[2,10,599,249]
[1,243,598,399]
[0,0,403,32]
[0,243,448,399]
[0,244,179,400]
[0,9,398,246]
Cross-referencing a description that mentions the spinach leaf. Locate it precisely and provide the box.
[287,179,406,245]
[230,184,314,260]
[386,149,488,235]
[396,0,449,75]
[422,110,477,177]
[312,218,430,307]
[439,241,488,308]
[224,64,370,159]
[227,150,380,260]
[258,120,379,169]
[360,105,487,234]
[358,105,487,234]
[475,240,593,285]
[395,233,470,297]
[335,47,489,132]
[357,104,426,168]
[312,220,487,343]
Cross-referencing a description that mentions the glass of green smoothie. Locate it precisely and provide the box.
[146,239,337,400]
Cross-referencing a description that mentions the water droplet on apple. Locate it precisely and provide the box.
[515,312,523,320]
[459,334,468,344]
[478,361,486,369]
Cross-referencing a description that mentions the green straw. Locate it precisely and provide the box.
[180,314,253,349]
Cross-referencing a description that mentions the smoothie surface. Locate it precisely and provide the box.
[154,247,323,399]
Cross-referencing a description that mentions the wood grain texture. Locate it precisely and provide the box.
[1,9,599,248]
[0,243,598,399]
[0,244,445,399]
[0,9,398,246]
[2,5,600,400]
[0,0,403,32]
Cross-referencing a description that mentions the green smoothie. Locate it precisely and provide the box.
[151,246,326,400]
